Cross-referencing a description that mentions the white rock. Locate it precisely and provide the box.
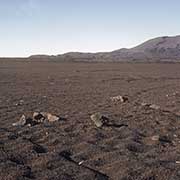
[151,135,160,141]
[149,104,160,110]
[110,95,128,103]
[47,113,59,122]
[33,112,46,122]
[78,161,84,165]
[12,115,26,126]
[90,112,108,127]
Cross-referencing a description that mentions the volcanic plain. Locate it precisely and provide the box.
[1,60,180,180]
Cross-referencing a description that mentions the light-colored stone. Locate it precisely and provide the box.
[149,104,160,110]
[151,135,160,141]
[33,112,39,118]
[12,115,26,126]
[47,113,59,122]
[90,112,108,127]
[15,99,24,106]
[78,161,84,165]
[143,135,160,145]
[33,112,46,122]
[110,95,128,103]
[33,112,60,122]
[141,102,151,107]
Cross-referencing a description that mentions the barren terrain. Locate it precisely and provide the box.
[1,60,180,180]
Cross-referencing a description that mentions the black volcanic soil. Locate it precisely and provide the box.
[1,60,180,180]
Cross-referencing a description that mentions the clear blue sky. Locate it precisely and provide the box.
[0,0,180,57]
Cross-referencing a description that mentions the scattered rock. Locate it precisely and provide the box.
[159,135,172,144]
[110,95,128,103]
[46,113,60,122]
[149,104,160,110]
[33,112,60,122]
[12,115,27,126]
[15,99,24,106]
[26,117,39,126]
[173,91,179,96]
[151,135,160,141]
[33,112,46,123]
[143,135,160,146]
[59,150,72,160]
[141,102,151,107]
[78,160,84,165]
[90,113,109,127]
[141,102,160,110]
[20,99,24,104]
[12,115,38,127]
[144,135,172,145]
[13,112,61,127]
[33,144,47,154]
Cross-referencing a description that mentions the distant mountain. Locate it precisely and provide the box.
[30,35,180,62]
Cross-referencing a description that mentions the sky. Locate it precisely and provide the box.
[0,0,180,57]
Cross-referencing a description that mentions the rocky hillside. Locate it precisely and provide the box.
[30,35,180,62]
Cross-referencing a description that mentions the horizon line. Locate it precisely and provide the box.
[1,34,179,58]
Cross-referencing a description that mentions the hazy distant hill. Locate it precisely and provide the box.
[30,35,180,62]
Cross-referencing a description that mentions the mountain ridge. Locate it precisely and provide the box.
[29,35,180,62]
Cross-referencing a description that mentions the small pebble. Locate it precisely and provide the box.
[78,161,84,165]
[151,135,160,141]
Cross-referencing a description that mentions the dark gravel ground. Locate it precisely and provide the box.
[0,60,180,180]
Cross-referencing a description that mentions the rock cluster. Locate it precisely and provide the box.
[13,112,60,127]
[110,95,128,103]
